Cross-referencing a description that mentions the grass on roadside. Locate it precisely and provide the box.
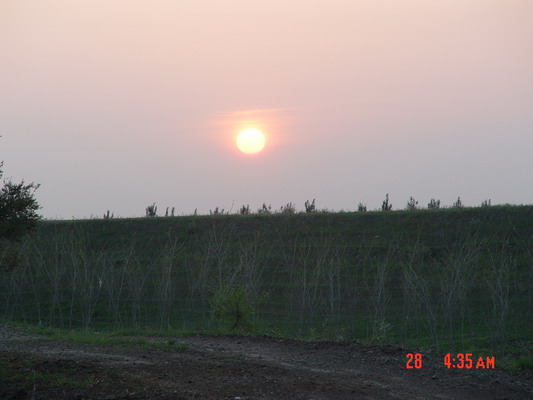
[509,357,533,371]
[0,354,96,390]
[6,320,533,371]
[26,325,188,352]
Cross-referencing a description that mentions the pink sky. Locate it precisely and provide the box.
[1,0,532,218]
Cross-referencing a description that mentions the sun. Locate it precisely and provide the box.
[236,128,266,154]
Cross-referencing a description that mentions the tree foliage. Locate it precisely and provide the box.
[304,199,316,213]
[0,161,41,241]
[453,196,464,208]
[381,193,392,211]
[406,196,418,210]
[209,285,256,331]
[427,198,441,209]
[145,202,157,217]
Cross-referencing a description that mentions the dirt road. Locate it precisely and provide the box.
[1,324,531,399]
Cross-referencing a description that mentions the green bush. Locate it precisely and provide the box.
[427,198,440,209]
[209,285,257,331]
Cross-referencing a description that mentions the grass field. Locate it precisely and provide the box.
[1,205,532,365]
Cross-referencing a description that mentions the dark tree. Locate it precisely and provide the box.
[145,203,157,217]
[406,196,418,210]
[381,193,392,211]
[0,161,41,241]
[427,198,441,209]
[0,160,40,271]
[304,199,316,213]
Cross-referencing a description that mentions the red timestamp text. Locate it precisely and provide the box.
[406,353,495,370]
[406,353,423,369]
[444,353,495,369]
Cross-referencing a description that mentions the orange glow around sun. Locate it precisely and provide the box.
[236,128,266,154]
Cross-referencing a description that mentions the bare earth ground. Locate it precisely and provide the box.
[1,324,531,400]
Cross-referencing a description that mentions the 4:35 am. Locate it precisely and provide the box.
[444,353,495,369]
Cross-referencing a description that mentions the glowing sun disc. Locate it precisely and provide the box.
[236,128,266,154]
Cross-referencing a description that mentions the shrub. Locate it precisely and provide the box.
[257,203,272,214]
[481,199,491,207]
[406,197,418,210]
[210,207,225,215]
[240,204,250,215]
[209,285,256,331]
[357,203,367,212]
[427,198,441,209]
[304,199,316,213]
[145,203,157,217]
[453,197,463,208]
[280,202,296,214]
[381,194,392,211]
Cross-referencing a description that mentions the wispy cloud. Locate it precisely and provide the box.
[216,107,296,119]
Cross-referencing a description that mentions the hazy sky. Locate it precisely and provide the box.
[2,0,532,218]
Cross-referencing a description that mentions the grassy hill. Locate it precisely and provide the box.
[1,205,532,358]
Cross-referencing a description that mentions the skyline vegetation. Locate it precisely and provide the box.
[90,195,513,221]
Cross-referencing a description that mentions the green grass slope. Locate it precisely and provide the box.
[1,206,532,359]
